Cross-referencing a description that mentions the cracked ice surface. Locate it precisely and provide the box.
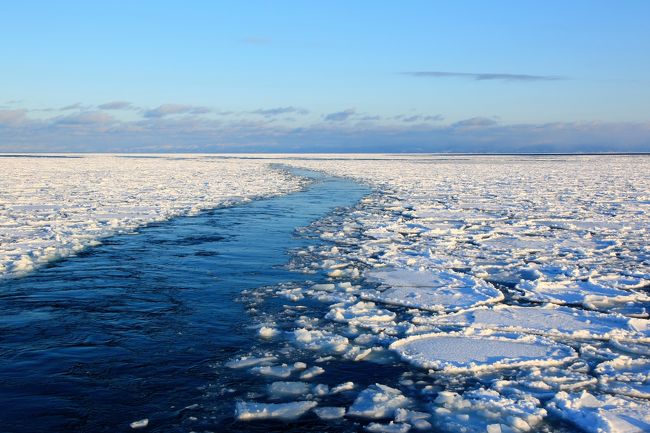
[0,154,303,278]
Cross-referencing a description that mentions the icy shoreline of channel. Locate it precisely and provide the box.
[0,155,305,279]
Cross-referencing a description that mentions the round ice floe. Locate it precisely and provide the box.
[595,356,650,399]
[389,333,577,373]
[432,388,547,433]
[362,268,503,313]
[421,304,650,342]
[516,279,649,311]
[548,391,650,433]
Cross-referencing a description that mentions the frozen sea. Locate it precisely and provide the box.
[0,154,649,433]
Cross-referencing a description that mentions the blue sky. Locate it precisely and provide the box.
[1,1,649,152]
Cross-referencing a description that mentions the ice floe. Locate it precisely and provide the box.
[421,304,650,342]
[394,408,432,430]
[493,362,596,398]
[362,268,504,312]
[314,406,346,420]
[326,301,397,327]
[365,421,412,433]
[250,364,295,378]
[517,279,649,311]
[432,388,546,433]
[595,356,650,398]
[548,391,650,433]
[390,332,577,373]
[235,400,318,421]
[299,366,325,380]
[225,355,277,369]
[347,384,411,419]
[267,381,311,399]
[292,328,350,354]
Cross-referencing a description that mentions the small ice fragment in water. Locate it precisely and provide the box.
[365,421,412,433]
[292,328,350,354]
[250,364,294,378]
[267,381,311,398]
[314,406,346,420]
[313,384,329,396]
[394,408,431,430]
[235,401,317,421]
[129,418,149,429]
[258,326,279,339]
[226,356,277,369]
[300,366,325,380]
[331,381,356,394]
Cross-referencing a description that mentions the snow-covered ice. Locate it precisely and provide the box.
[347,384,412,419]
[421,304,650,342]
[220,155,650,431]
[595,356,650,399]
[517,279,649,311]
[432,388,547,433]
[548,391,650,433]
[19,155,646,431]
[362,268,503,313]
[0,155,303,278]
[292,328,351,354]
[365,421,412,433]
[390,332,577,373]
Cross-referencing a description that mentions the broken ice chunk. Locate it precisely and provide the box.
[548,391,650,433]
[347,384,411,419]
[235,401,317,421]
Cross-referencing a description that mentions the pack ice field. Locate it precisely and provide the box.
[1,154,648,433]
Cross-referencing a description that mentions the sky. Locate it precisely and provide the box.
[1,0,649,153]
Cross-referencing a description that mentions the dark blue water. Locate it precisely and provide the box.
[0,168,369,433]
